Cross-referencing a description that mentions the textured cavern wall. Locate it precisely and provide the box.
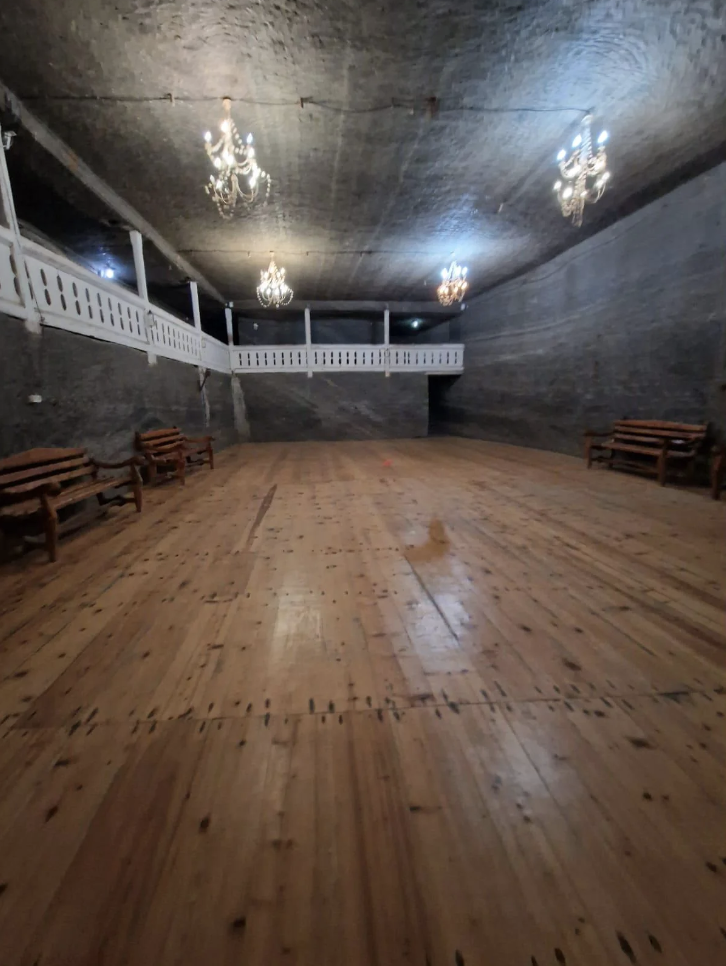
[236,317,374,345]
[0,315,246,460]
[236,372,428,442]
[430,163,726,454]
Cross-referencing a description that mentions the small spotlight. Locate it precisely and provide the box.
[597,130,609,144]
[556,149,566,161]
[103,267,114,279]
[411,319,421,329]
[572,134,582,148]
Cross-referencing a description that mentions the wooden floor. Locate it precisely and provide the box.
[1,438,725,966]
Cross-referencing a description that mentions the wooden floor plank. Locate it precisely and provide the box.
[0,438,724,965]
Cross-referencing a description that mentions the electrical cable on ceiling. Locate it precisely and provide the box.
[16,92,592,117]
[177,249,449,256]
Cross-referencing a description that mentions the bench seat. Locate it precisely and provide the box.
[0,448,142,561]
[584,420,708,486]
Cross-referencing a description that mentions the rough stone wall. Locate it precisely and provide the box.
[236,317,375,345]
[236,372,428,442]
[0,315,244,460]
[431,164,726,454]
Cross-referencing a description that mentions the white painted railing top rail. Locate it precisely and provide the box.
[232,343,464,374]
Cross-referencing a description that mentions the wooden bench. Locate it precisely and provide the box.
[135,427,214,485]
[0,447,142,562]
[584,420,708,486]
[712,445,725,500]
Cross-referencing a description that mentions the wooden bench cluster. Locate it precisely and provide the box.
[584,419,708,486]
[0,427,215,562]
[135,427,214,484]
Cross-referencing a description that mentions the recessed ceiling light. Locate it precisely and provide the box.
[103,267,114,279]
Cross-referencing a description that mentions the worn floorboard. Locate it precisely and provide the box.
[0,438,725,966]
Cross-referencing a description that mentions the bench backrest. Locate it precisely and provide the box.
[0,447,94,499]
[611,420,707,451]
[135,427,186,456]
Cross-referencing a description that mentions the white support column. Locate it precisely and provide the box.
[383,306,390,377]
[190,281,204,379]
[190,280,202,332]
[225,302,234,372]
[0,125,41,333]
[189,281,209,417]
[130,230,148,303]
[130,229,156,365]
[304,305,313,378]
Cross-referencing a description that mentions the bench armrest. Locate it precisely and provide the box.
[0,479,62,503]
[90,456,144,470]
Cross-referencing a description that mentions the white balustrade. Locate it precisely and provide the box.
[146,304,202,364]
[0,226,27,319]
[232,343,464,374]
[388,344,464,372]
[0,233,229,370]
[23,238,150,352]
[232,346,310,373]
[202,334,233,373]
[0,232,464,377]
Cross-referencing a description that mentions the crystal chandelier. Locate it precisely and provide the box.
[437,260,468,306]
[553,115,610,226]
[203,97,271,218]
[257,259,293,308]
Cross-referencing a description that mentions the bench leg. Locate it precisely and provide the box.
[208,444,214,470]
[585,439,593,469]
[41,493,59,563]
[130,463,143,512]
[178,455,186,485]
[657,450,668,486]
[712,452,724,500]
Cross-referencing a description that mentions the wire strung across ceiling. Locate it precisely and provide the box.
[15,92,592,118]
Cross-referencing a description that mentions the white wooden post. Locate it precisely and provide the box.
[383,306,390,377]
[189,280,209,419]
[224,302,234,372]
[304,305,313,378]
[0,125,41,333]
[130,230,148,303]
[130,229,156,365]
[189,280,202,332]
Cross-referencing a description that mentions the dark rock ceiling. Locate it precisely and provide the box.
[0,0,725,306]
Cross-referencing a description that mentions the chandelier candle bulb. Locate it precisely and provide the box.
[553,114,610,226]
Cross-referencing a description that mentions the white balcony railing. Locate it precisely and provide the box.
[0,225,28,320]
[1,228,231,371]
[231,343,464,374]
[0,228,464,377]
